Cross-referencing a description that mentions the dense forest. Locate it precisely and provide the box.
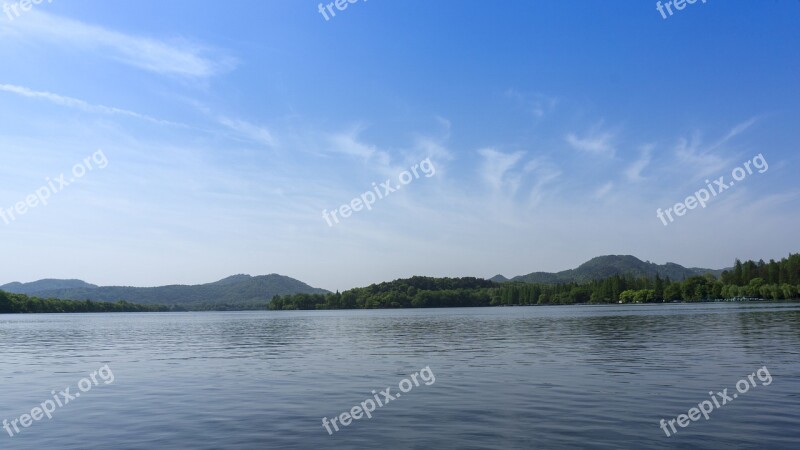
[0,291,172,314]
[270,254,800,310]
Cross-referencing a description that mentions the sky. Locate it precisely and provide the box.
[0,0,798,292]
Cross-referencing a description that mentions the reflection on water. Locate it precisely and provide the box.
[1,303,799,449]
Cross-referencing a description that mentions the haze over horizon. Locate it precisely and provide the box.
[1,1,798,293]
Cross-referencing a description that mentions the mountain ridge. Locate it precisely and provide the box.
[497,255,725,284]
[0,274,329,307]
[0,279,99,295]
[0,255,729,306]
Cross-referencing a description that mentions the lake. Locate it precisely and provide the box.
[1,303,799,449]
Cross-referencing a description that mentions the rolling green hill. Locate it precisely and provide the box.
[0,279,98,295]
[503,255,724,284]
[1,274,329,308]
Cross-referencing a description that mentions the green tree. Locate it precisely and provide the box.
[654,275,664,302]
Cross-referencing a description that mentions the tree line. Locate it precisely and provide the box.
[0,291,173,314]
[270,253,800,310]
[3,253,798,312]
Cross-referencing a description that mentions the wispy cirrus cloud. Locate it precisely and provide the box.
[478,148,526,192]
[593,181,614,199]
[0,11,236,79]
[712,117,759,150]
[625,145,653,182]
[0,83,187,127]
[218,117,276,148]
[565,128,616,157]
[672,118,759,177]
[504,89,558,118]
[326,126,391,165]
[1,83,282,149]
[675,135,733,177]
[523,158,562,205]
[408,116,455,165]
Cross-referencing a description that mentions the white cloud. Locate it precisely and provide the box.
[408,116,454,164]
[478,148,525,192]
[625,145,653,182]
[326,126,391,168]
[218,117,276,147]
[0,83,186,127]
[672,118,759,178]
[674,134,734,178]
[714,117,758,149]
[565,129,616,157]
[523,158,561,205]
[505,89,558,118]
[1,11,236,79]
[593,181,614,199]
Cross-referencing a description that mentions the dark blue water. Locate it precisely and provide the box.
[1,303,799,449]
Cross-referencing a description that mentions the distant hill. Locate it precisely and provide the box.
[0,279,98,295]
[0,274,329,308]
[502,255,724,284]
[489,274,509,283]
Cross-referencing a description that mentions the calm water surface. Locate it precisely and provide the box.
[1,303,799,449]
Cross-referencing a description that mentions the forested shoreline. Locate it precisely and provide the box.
[0,291,173,314]
[270,254,800,310]
[3,254,799,313]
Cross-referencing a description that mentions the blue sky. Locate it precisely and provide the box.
[0,0,798,291]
